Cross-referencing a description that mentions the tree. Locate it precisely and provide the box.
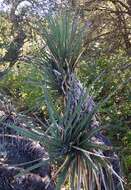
[10,12,124,190]
[59,0,131,56]
[0,0,72,79]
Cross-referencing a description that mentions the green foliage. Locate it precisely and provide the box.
[0,62,44,112]
[78,53,130,128]
[40,11,85,72]
[78,53,131,187]
[35,10,86,96]
[0,6,130,190]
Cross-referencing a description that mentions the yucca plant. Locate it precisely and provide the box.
[42,84,125,190]
[10,11,124,190]
[35,10,86,95]
[11,84,124,190]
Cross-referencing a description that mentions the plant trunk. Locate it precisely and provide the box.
[64,73,122,189]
